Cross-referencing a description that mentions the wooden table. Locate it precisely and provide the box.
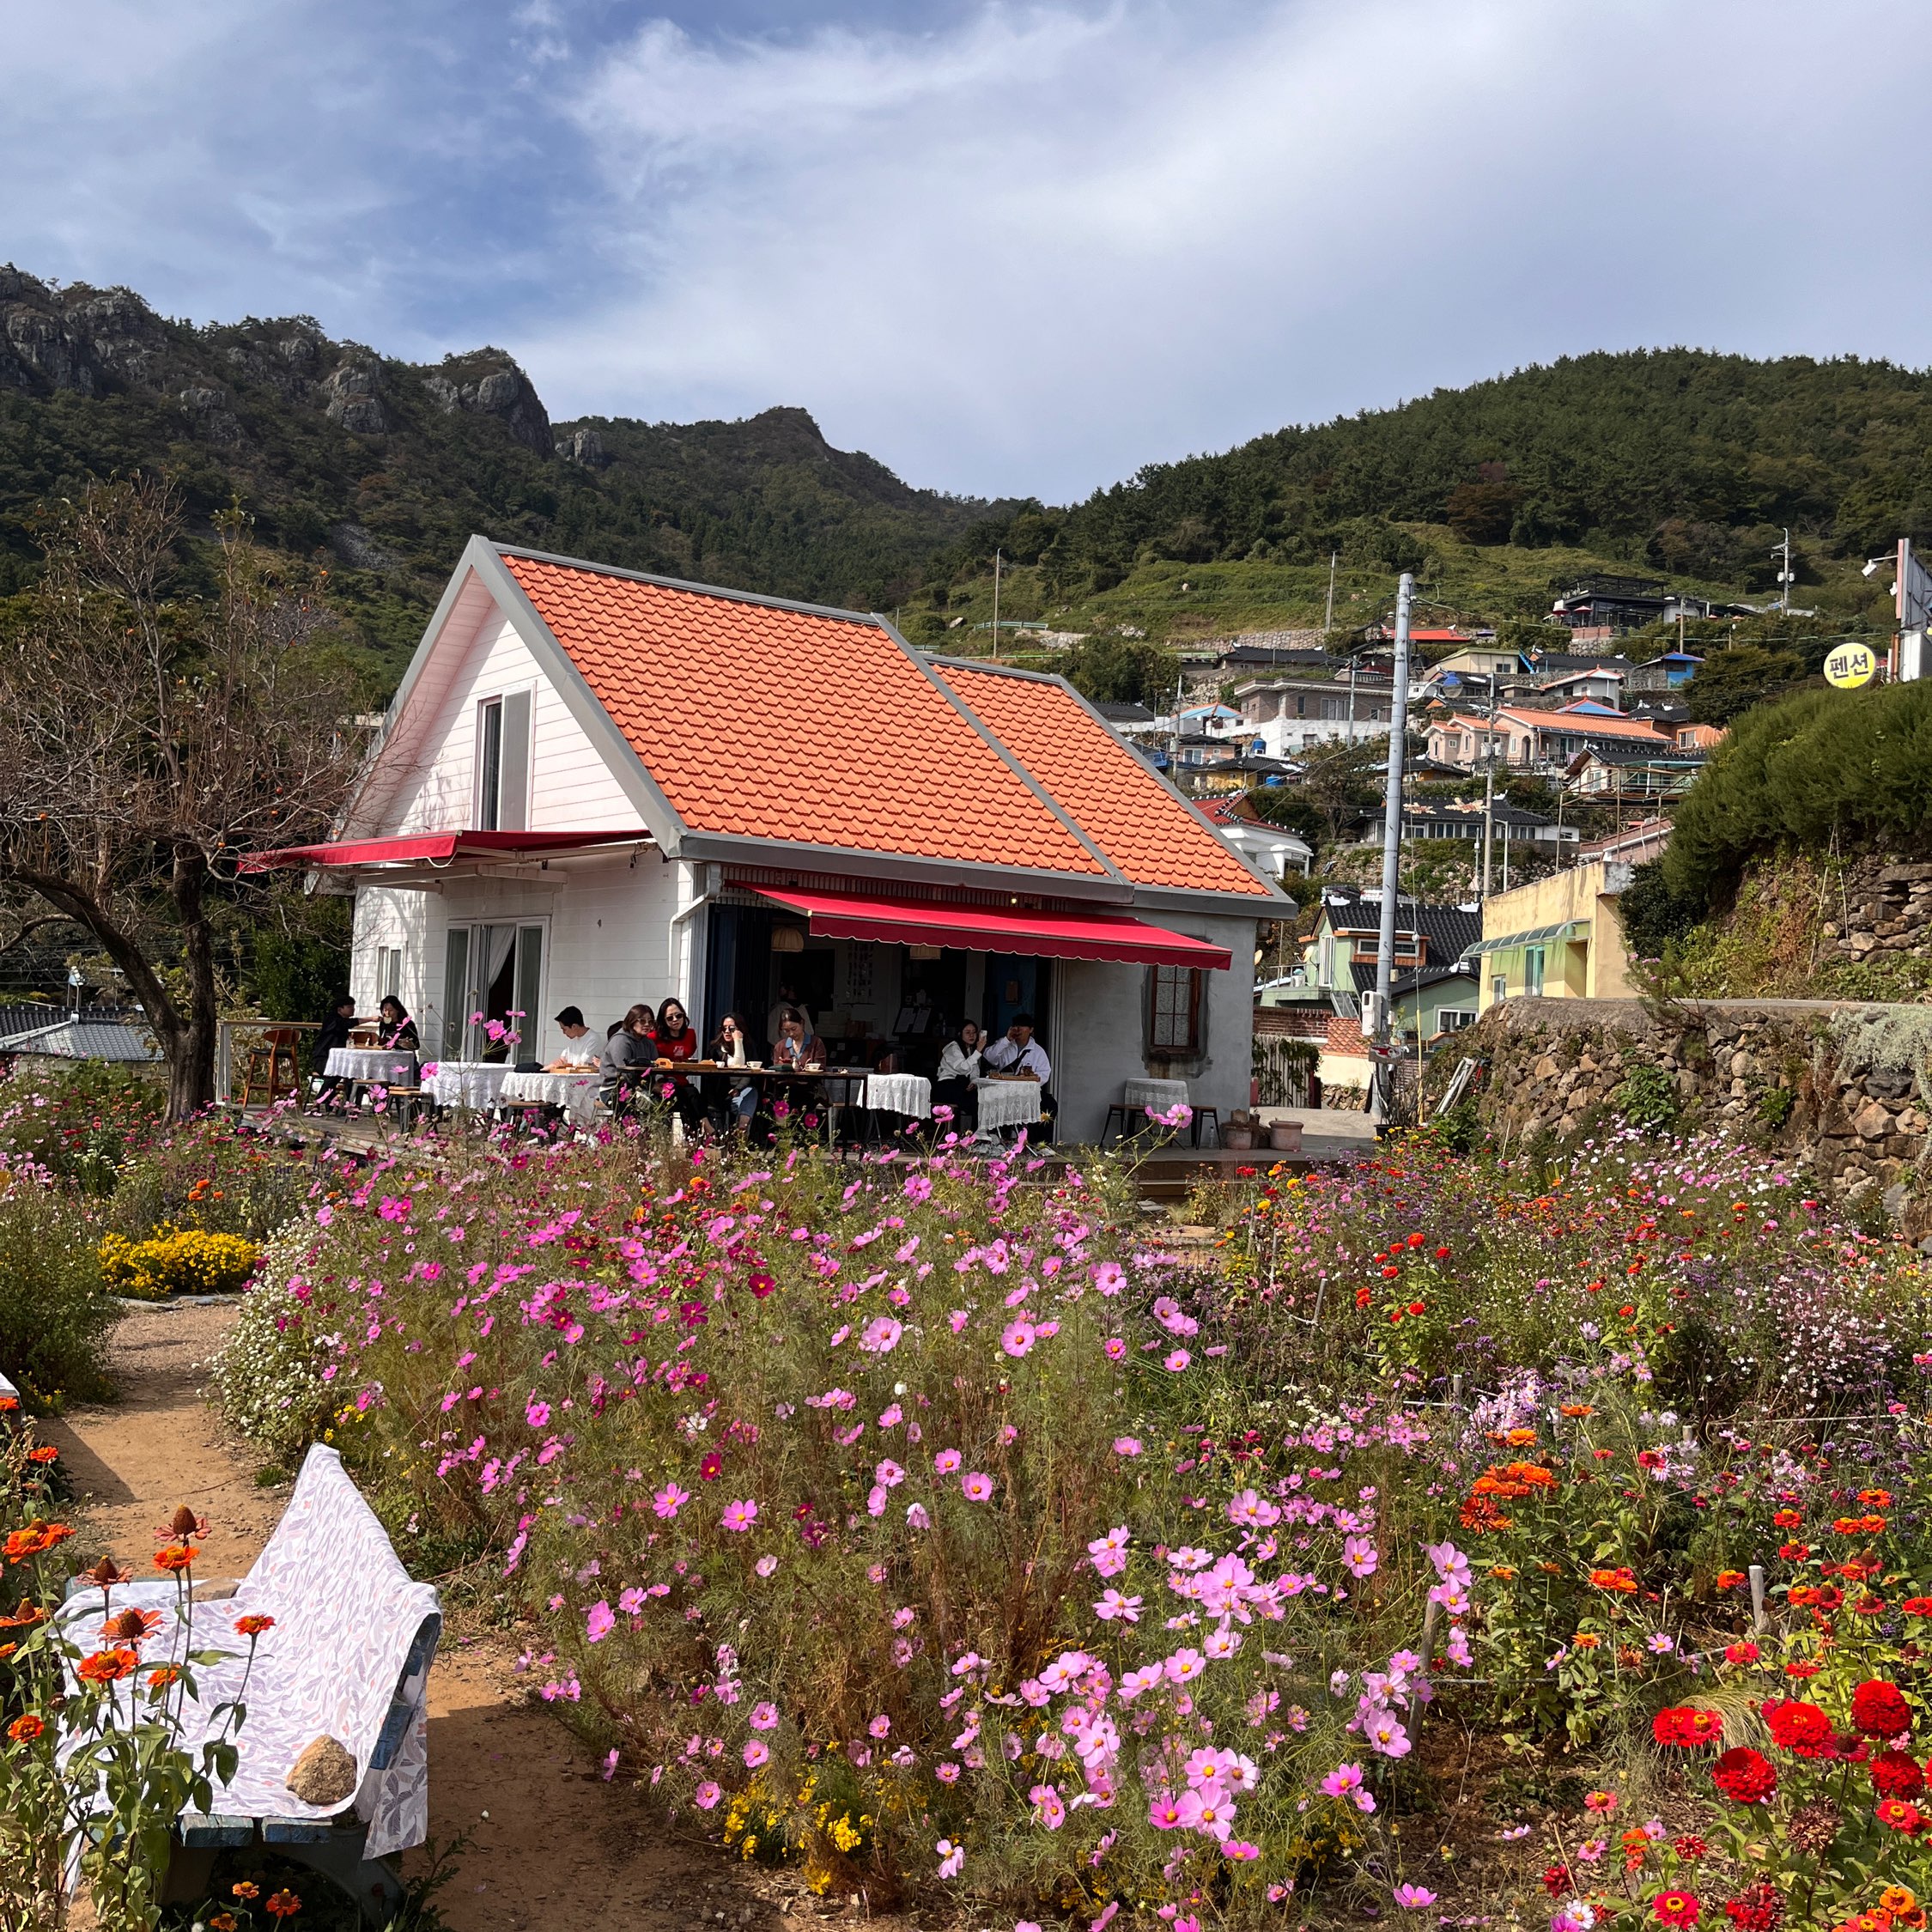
[659,1062,870,1138]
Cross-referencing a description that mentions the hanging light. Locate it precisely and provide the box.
[771,927,805,954]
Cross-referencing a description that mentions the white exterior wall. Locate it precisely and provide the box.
[349,852,691,1061]
[374,607,647,838]
[1050,912,1260,1142]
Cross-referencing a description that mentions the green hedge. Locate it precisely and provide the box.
[1662,679,1932,909]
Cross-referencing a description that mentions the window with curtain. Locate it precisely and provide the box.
[1149,965,1203,1054]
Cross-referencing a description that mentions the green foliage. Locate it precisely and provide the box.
[1756,1083,1796,1132]
[1683,643,1813,724]
[1664,681,1932,908]
[0,1182,118,1407]
[1057,633,1180,707]
[1611,1060,1680,1133]
[1242,782,1326,848]
[245,893,351,1028]
[1617,860,1706,958]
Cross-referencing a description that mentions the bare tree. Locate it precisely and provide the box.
[0,477,364,1118]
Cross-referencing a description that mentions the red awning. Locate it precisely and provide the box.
[238,830,647,873]
[752,886,1232,970]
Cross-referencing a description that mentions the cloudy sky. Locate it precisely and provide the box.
[5,0,1929,501]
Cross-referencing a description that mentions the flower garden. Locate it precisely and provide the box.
[6,1098,1932,1929]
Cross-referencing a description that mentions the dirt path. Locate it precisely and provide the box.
[46,1301,875,1932]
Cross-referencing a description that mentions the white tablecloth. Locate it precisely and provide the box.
[1123,1077,1190,1112]
[425,1061,514,1109]
[975,1078,1042,1128]
[865,1072,932,1118]
[325,1048,418,1085]
[499,1069,604,1123]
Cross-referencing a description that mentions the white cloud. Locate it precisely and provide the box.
[518,0,1932,498]
[3,0,1929,500]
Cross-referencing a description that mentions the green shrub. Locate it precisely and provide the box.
[106,1120,313,1241]
[1611,1060,1680,1132]
[1665,680,1932,908]
[0,1183,117,1408]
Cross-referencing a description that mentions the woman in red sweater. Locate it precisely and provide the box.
[652,998,707,1135]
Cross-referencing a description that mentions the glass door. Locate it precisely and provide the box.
[443,921,546,1060]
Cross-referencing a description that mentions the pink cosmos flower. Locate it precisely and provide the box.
[750,1703,779,1730]
[936,1838,963,1877]
[1165,1648,1206,1684]
[1321,1763,1365,1798]
[585,1600,616,1643]
[1103,1337,1127,1361]
[1148,1791,1185,1830]
[694,1781,722,1810]
[721,1498,760,1533]
[962,1472,994,1502]
[1342,1535,1378,1578]
[1114,1437,1143,1457]
[1030,1783,1066,1830]
[1393,1885,1437,1909]
[526,1400,550,1429]
[1164,1350,1191,1372]
[1222,1840,1261,1862]
[1001,1319,1037,1357]
[859,1315,902,1354]
[743,1739,769,1767]
[1176,1788,1236,1841]
[936,1763,961,1784]
[869,1715,891,1738]
[653,1482,690,1519]
[1095,1589,1141,1622]
[948,1309,969,1333]
[934,1448,962,1473]
[755,1554,778,1577]
[1091,1260,1126,1295]
[876,1458,906,1487]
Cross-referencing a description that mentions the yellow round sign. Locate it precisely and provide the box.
[1825,642,1877,689]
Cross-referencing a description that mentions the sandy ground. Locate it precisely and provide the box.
[45,1300,914,1932]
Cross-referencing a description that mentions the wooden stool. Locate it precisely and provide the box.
[1100,1102,1133,1147]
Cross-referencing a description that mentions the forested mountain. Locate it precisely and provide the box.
[1018,349,1932,592]
[0,266,987,678]
[4,260,1929,681]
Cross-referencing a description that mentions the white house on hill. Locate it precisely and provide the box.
[246,539,1294,1141]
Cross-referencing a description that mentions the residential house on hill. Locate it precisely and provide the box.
[1466,862,1637,1011]
[244,540,1292,1140]
[1234,676,1397,755]
[1425,705,1669,774]
[1195,795,1313,879]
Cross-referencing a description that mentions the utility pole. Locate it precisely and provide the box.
[1345,648,1358,747]
[991,548,1003,663]
[1373,572,1415,1051]
[1324,551,1338,635]
[1168,671,1184,796]
[1775,529,1794,614]
[1479,683,1498,899]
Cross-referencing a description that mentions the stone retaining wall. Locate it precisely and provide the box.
[1463,996,1932,1235]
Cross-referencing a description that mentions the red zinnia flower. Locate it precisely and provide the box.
[1542,1864,1573,1897]
[1719,1880,1783,1929]
[264,1890,301,1918]
[1652,1891,1701,1927]
[1876,1797,1923,1832]
[234,1614,276,1639]
[8,1713,45,1741]
[1764,1699,1833,1755]
[1711,1747,1777,1804]
[1870,1748,1925,1801]
[1852,1680,1913,1740]
[1672,1836,1706,1860]
[76,1646,140,1684]
[1655,1706,1724,1747]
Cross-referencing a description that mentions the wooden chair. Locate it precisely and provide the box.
[1190,1105,1222,1148]
[239,1027,301,1108]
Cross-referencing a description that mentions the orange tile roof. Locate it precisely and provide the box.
[939,663,1273,898]
[501,554,1108,878]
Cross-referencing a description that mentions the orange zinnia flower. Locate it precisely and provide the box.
[8,1713,46,1742]
[147,1665,183,1690]
[264,1889,301,1918]
[234,1613,276,1639]
[100,1607,161,1644]
[153,1544,195,1574]
[1590,1566,1639,1594]
[76,1646,140,1684]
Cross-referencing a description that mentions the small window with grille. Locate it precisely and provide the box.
[1150,965,1203,1054]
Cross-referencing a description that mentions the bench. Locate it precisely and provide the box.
[58,1444,441,1923]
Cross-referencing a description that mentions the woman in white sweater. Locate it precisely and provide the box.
[933,1021,982,1130]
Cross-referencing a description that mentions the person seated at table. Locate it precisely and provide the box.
[766,981,815,1048]
[599,1003,658,1115]
[704,1011,763,1133]
[771,1006,825,1070]
[310,993,358,1110]
[649,997,708,1134]
[933,1020,982,1132]
[982,1011,1055,1140]
[544,1005,599,1072]
[376,996,420,1054]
